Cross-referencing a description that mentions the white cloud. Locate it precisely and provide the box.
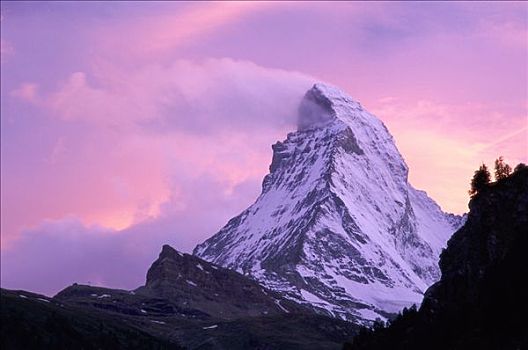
[41,58,315,133]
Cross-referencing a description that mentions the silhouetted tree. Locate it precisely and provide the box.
[494,156,512,181]
[514,163,527,173]
[469,163,491,196]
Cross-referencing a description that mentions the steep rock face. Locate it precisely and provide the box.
[194,83,463,322]
[345,165,528,350]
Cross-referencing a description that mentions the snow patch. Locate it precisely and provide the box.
[358,308,383,321]
[274,300,289,313]
[203,325,218,330]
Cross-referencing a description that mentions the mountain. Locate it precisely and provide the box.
[345,164,528,350]
[2,245,359,350]
[194,83,464,323]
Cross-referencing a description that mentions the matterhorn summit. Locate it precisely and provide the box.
[194,83,463,323]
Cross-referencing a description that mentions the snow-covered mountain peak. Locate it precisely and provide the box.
[306,83,362,110]
[297,83,362,131]
[293,83,409,195]
[195,83,464,324]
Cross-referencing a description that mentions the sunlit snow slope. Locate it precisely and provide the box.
[194,83,464,323]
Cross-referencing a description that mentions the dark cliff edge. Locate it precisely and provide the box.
[344,165,528,350]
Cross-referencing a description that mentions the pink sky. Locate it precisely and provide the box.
[1,1,527,295]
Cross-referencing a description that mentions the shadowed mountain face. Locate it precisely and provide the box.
[194,83,464,323]
[2,244,359,350]
[345,165,528,350]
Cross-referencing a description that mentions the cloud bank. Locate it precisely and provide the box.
[2,58,314,295]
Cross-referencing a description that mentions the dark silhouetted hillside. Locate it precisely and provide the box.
[345,164,528,350]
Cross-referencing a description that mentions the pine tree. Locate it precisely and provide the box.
[469,163,491,196]
[494,156,512,181]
